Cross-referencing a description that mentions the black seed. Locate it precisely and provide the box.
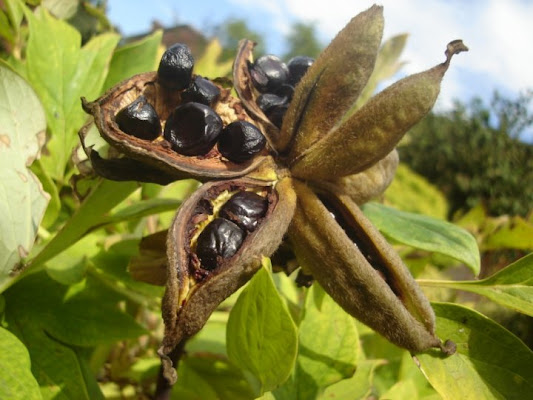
[219,191,268,232]
[218,121,266,163]
[196,218,245,270]
[157,43,195,90]
[287,56,314,86]
[115,96,161,140]
[182,76,221,106]
[257,93,288,114]
[164,102,222,156]
[265,104,289,129]
[273,84,294,100]
[249,55,289,93]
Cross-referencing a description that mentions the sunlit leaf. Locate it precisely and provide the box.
[227,258,298,394]
[416,303,533,400]
[0,327,41,400]
[363,202,480,275]
[0,63,49,291]
[418,253,533,316]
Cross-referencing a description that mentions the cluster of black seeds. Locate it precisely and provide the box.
[115,43,266,163]
[196,191,269,270]
[249,54,314,128]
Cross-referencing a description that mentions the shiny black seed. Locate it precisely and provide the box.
[182,76,221,106]
[157,43,195,90]
[249,55,289,93]
[218,121,266,163]
[257,93,288,114]
[274,84,295,100]
[219,191,268,232]
[287,56,314,86]
[164,102,222,156]
[265,104,289,129]
[196,218,245,270]
[115,96,161,140]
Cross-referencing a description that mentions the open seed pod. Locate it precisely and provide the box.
[159,176,296,383]
[81,71,271,182]
[79,4,467,388]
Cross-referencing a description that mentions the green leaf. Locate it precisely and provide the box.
[379,379,418,400]
[362,202,480,275]
[28,179,138,272]
[320,359,386,400]
[0,327,42,400]
[418,253,533,316]
[42,0,78,19]
[194,39,233,78]
[416,302,533,400]
[275,284,359,399]
[103,30,163,91]
[172,355,256,400]
[24,6,119,181]
[4,0,24,32]
[0,64,49,290]
[226,258,298,394]
[5,272,146,347]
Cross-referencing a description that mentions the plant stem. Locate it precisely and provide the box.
[153,340,187,400]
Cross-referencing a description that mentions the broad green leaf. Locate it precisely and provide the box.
[418,253,533,316]
[416,303,533,400]
[276,284,358,399]
[362,202,480,275]
[28,179,138,271]
[30,159,61,228]
[172,355,256,400]
[227,258,298,394]
[195,39,233,78]
[0,327,42,400]
[4,0,24,32]
[380,379,418,400]
[484,216,533,250]
[24,7,119,181]
[0,64,49,290]
[6,314,93,400]
[321,359,386,400]
[103,30,163,91]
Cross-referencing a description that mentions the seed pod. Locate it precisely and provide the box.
[115,95,161,140]
[182,76,221,106]
[81,72,270,181]
[290,40,469,180]
[219,190,269,232]
[164,102,222,156]
[288,180,444,352]
[159,177,297,383]
[218,121,267,163]
[158,43,195,90]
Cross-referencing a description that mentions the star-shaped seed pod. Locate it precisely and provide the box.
[79,5,467,385]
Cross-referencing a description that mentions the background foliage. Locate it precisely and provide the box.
[0,1,531,399]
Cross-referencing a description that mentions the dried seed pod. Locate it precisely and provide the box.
[159,177,297,383]
[181,76,221,106]
[81,72,270,181]
[219,190,269,232]
[288,180,443,352]
[289,40,469,180]
[158,43,195,90]
[164,102,222,156]
[115,95,161,140]
[218,121,267,163]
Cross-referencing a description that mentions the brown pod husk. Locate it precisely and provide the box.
[289,180,442,352]
[233,40,284,151]
[159,176,296,383]
[81,71,270,182]
[128,230,169,286]
[290,41,468,181]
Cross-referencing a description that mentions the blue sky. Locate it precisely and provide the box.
[107,0,533,140]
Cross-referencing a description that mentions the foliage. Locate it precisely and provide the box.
[282,21,323,60]
[0,2,531,400]
[400,94,533,217]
